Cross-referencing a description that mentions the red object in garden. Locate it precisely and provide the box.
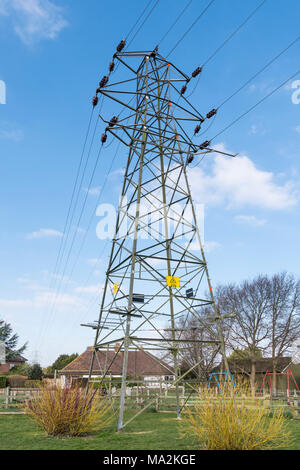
[259,369,300,398]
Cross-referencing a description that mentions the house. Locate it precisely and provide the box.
[60,345,175,388]
[0,353,27,375]
[212,357,300,390]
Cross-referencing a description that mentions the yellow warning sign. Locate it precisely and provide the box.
[166,276,180,287]
[113,282,119,294]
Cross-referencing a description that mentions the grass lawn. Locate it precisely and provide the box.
[0,411,300,450]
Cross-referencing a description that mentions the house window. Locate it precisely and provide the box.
[164,375,174,382]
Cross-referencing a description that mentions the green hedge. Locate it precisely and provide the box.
[7,375,27,388]
[0,376,7,388]
[24,380,41,388]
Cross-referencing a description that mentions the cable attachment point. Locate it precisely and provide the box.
[194,124,201,135]
[194,118,205,135]
[150,45,159,57]
[191,66,202,78]
[206,108,217,119]
[92,96,99,107]
[187,154,194,164]
[180,85,187,95]
[99,76,109,88]
[116,39,126,52]
[199,140,210,150]
[108,116,118,127]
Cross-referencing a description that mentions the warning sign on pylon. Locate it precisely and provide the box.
[113,282,119,294]
[166,276,180,287]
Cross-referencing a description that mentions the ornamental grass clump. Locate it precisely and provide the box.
[25,384,113,437]
[181,381,292,450]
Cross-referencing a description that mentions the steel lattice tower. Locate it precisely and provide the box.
[85,48,233,431]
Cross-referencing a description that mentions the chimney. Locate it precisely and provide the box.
[115,343,121,353]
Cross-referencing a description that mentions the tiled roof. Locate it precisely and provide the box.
[61,348,174,376]
[7,354,27,363]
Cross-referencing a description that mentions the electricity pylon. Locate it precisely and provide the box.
[86,46,234,431]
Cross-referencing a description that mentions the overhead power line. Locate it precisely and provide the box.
[36,1,167,357]
[158,0,193,46]
[36,145,104,350]
[67,141,122,281]
[193,34,300,138]
[127,0,161,48]
[193,67,300,168]
[203,0,268,68]
[218,35,300,109]
[212,68,300,140]
[166,0,216,57]
[32,107,95,349]
[187,0,268,97]
[125,0,154,42]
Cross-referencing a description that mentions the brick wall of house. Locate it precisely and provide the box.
[0,361,23,374]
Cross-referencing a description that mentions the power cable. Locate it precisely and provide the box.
[186,0,268,97]
[158,0,193,46]
[166,0,216,58]
[125,0,154,42]
[36,144,104,350]
[191,35,300,138]
[126,0,161,49]
[32,107,96,349]
[218,35,300,109]
[193,67,300,168]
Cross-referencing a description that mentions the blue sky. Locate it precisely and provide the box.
[0,0,299,366]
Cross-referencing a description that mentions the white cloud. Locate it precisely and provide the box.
[74,226,86,234]
[203,241,221,253]
[34,291,81,309]
[0,298,32,309]
[75,284,104,295]
[27,228,63,239]
[235,215,266,227]
[0,289,88,315]
[188,240,221,253]
[87,258,101,267]
[0,127,23,141]
[108,168,125,179]
[187,143,298,210]
[249,124,267,136]
[41,270,72,285]
[83,186,101,196]
[0,0,68,45]
[17,277,46,291]
[248,79,275,95]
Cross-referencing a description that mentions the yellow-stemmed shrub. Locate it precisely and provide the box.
[180,381,292,450]
[25,384,113,437]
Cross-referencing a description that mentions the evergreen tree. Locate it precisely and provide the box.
[0,319,27,360]
[28,363,43,380]
[49,353,78,373]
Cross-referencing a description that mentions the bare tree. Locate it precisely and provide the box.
[266,272,300,389]
[222,276,270,392]
[172,288,233,380]
[168,272,300,393]
[176,314,220,381]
